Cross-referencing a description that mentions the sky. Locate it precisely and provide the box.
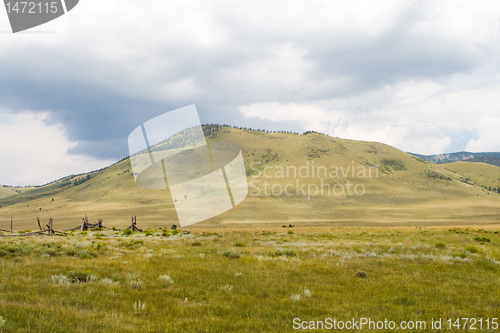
[1,0,500,186]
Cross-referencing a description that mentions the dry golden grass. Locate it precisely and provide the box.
[0,226,497,332]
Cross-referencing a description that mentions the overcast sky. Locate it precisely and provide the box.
[1,0,500,186]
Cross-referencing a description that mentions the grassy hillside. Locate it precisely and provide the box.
[0,186,24,200]
[0,126,499,230]
[444,161,500,191]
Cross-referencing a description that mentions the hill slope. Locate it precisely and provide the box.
[444,161,500,191]
[0,126,499,229]
[0,186,24,200]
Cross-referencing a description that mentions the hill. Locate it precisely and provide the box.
[0,126,499,230]
[0,186,24,200]
[444,161,500,191]
[466,156,500,167]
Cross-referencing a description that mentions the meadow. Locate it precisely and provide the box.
[0,226,498,332]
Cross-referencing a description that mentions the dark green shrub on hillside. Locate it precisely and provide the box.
[381,159,407,171]
[473,237,490,242]
[222,250,240,259]
[423,170,452,181]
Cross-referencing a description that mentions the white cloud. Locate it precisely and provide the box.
[240,100,454,154]
[465,116,500,152]
[240,76,500,154]
[0,111,115,186]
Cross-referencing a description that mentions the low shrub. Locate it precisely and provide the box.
[381,159,407,171]
[78,250,97,259]
[122,229,133,236]
[2,246,25,257]
[201,232,219,237]
[356,271,367,278]
[266,249,297,257]
[101,277,119,285]
[67,270,99,283]
[121,240,143,250]
[465,246,478,253]
[435,242,446,248]
[158,275,174,286]
[51,274,70,285]
[474,258,499,272]
[228,252,240,259]
[63,247,77,256]
[222,250,240,259]
[473,237,491,242]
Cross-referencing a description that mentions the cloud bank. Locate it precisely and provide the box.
[1,0,500,185]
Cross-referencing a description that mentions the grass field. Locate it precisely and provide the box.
[0,226,498,332]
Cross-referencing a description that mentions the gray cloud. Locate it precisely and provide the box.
[0,0,498,170]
